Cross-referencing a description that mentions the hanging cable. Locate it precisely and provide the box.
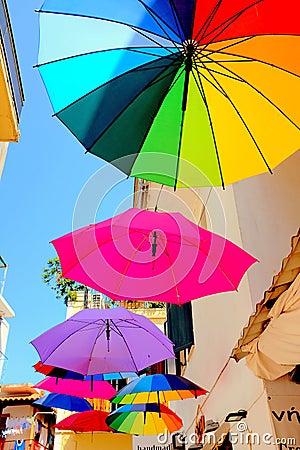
[185,357,230,435]
[198,187,213,226]
[154,184,164,212]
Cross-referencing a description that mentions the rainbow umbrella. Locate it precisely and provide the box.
[51,208,257,305]
[106,403,183,435]
[37,0,300,188]
[111,374,207,404]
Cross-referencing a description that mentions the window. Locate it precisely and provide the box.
[166,303,194,375]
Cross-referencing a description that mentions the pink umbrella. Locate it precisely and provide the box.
[52,208,257,304]
[34,376,116,400]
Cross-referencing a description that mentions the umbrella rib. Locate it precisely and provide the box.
[115,320,174,355]
[82,59,183,163]
[34,320,105,369]
[138,0,182,47]
[54,53,182,117]
[192,58,299,173]
[173,107,186,191]
[157,241,182,305]
[36,46,178,69]
[114,236,149,298]
[198,0,263,47]
[185,222,242,290]
[166,0,185,42]
[107,323,140,373]
[198,36,254,63]
[194,66,271,173]
[59,230,143,278]
[202,45,300,79]
[202,51,300,131]
[38,9,178,49]
[92,318,140,374]
[84,56,183,151]
[194,60,250,83]
[168,0,189,41]
[195,0,223,43]
[131,25,179,55]
[190,65,225,188]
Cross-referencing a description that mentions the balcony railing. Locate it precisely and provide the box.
[0,0,24,120]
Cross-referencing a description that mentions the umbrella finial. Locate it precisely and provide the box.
[152,231,158,257]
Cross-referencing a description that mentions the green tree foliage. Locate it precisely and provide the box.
[42,257,86,305]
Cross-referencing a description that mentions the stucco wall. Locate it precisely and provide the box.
[233,150,300,306]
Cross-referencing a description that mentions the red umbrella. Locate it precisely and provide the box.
[55,410,112,432]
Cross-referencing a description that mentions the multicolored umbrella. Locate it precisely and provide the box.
[111,374,207,404]
[34,376,116,400]
[33,393,92,412]
[55,410,112,432]
[106,403,183,435]
[30,307,175,375]
[34,361,136,381]
[37,0,300,188]
[51,208,257,305]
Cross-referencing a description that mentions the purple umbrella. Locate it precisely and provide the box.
[30,307,175,376]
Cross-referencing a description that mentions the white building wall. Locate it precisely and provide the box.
[0,317,9,378]
[0,142,8,178]
[233,150,300,306]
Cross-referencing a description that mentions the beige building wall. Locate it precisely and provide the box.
[0,291,14,379]
[135,150,300,449]
[0,142,8,178]
[56,431,132,450]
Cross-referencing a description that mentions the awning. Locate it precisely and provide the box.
[0,384,43,403]
[231,229,300,375]
[243,273,300,380]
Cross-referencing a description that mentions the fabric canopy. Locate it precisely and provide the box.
[243,273,300,380]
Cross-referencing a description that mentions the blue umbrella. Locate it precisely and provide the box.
[33,393,93,412]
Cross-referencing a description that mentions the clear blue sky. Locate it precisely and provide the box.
[0,0,134,383]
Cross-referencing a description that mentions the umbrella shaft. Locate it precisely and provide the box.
[182,62,191,111]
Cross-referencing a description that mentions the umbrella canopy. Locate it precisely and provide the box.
[55,410,112,432]
[51,208,257,304]
[112,374,207,404]
[37,0,300,188]
[30,307,175,375]
[34,376,116,400]
[34,361,136,381]
[106,403,182,435]
[33,393,92,412]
